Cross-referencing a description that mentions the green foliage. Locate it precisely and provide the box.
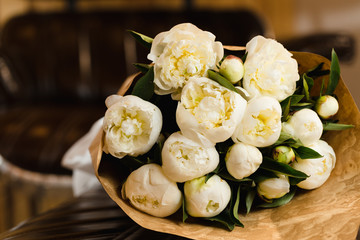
[131,67,154,101]
[207,69,238,93]
[325,49,340,95]
[127,30,153,49]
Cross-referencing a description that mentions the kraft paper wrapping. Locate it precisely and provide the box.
[90,52,360,240]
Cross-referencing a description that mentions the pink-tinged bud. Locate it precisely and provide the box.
[219,55,244,84]
[315,95,339,119]
[272,146,295,164]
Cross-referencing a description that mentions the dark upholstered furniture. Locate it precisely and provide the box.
[0,10,267,230]
[0,10,266,177]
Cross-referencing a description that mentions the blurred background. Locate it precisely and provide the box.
[0,0,359,234]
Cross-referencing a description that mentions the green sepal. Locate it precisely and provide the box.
[205,208,243,231]
[293,146,322,159]
[245,188,257,214]
[133,63,152,74]
[131,66,154,101]
[229,185,244,227]
[127,30,153,49]
[258,187,297,208]
[208,69,238,93]
[182,196,189,223]
[260,157,309,179]
[325,49,340,95]
[323,122,354,131]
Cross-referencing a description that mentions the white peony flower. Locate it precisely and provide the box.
[232,96,282,147]
[315,95,339,119]
[225,142,262,180]
[282,108,323,146]
[257,174,290,200]
[148,23,223,97]
[184,175,231,218]
[291,140,336,190]
[219,55,244,84]
[176,77,247,146]
[103,95,162,159]
[243,35,299,101]
[161,131,219,183]
[123,163,183,217]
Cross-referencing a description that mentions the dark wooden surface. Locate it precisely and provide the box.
[0,187,190,240]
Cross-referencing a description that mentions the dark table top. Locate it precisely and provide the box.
[0,187,189,240]
[2,186,360,240]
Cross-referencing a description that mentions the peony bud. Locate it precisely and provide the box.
[272,146,295,164]
[257,175,290,200]
[123,163,183,217]
[315,95,339,119]
[161,131,219,183]
[219,55,244,84]
[184,175,231,218]
[225,142,262,180]
[291,140,336,190]
[282,108,323,146]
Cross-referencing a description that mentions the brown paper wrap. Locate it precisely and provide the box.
[90,52,360,240]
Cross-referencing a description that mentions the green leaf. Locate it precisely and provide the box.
[260,157,309,179]
[280,95,304,112]
[302,73,313,101]
[218,169,253,183]
[289,176,305,185]
[182,197,188,223]
[241,52,248,63]
[325,49,340,95]
[273,131,302,147]
[127,30,153,49]
[307,62,330,78]
[258,187,296,208]
[304,73,314,92]
[205,209,240,231]
[207,69,238,93]
[249,168,279,183]
[293,146,322,159]
[320,78,326,97]
[323,122,354,131]
[133,63,152,73]
[282,97,291,122]
[245,188,257,214]
[230,186,244,227]
[121,155,146,171]
[131,66,154,101]
[292,102,313,107]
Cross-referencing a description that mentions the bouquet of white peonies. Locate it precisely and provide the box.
[100,23,353,230]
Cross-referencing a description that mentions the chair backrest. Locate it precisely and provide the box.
[0,10,266,104]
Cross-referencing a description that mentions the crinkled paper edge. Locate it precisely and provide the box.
[90,52,360,240]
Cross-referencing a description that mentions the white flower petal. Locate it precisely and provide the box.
[103,95,162,158]
[232,96,282,147]
[282,108,323,146]
[243,35,299,101]
[161,132,219,182]
[292,140,336,190]
[148,23,223,96]
[257,175,290,199]
[184,175,231,218]
[124,164,183,217]
[225,142,262,180]
[177,77,247,146]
